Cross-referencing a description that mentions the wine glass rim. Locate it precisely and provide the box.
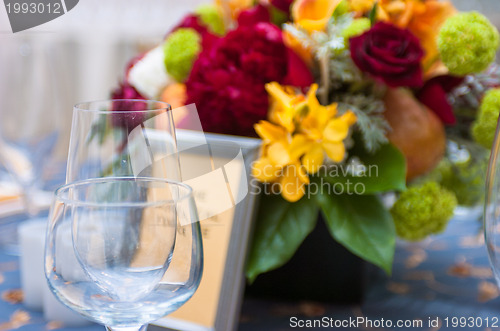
[54,177,193,207]
[74,99,172,114]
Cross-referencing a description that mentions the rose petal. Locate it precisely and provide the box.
[350,22,424,88]
[416,77,459,125]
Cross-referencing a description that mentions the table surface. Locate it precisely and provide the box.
[1,208,499,331]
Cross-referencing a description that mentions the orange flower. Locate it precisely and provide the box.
[161,83,187,109]
[378,0,456,69]
[292,0,343,33]
[160,83,189,126]
[283,30,314,67]
[215,0,253,22]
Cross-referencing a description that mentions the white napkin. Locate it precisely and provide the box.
[0,184,52,217]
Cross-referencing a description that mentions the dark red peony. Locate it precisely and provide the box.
[185,22,313,136]
[350,22,424,88]
[237,4,270,27]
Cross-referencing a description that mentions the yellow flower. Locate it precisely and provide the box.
[300,84,357,166]
[252,122,311,202]
[280,162,309,202]
[349,0,376,14]
[292,0,343,33]
[253,83,357,202]
[265,82,308,132]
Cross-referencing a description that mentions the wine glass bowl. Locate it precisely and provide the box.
[485,118,500,286]
[44,177,203,329]
[67,100,179,183]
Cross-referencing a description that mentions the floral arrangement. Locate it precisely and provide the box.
[111,0,500,281]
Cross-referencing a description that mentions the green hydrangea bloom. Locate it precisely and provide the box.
[164,28,202,82]
[342,18,371,44]
[436,157,487,206]
[196,4,226,36]
[472,88,500,148]
[391,182,457,241]
[438,12,499,75]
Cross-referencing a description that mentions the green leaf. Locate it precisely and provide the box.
[86,115,109,145]
[246,194,318,283]
[369,2,378,26]
[316,192,395,274]
[269,6,288,27]
[320,143,406,194]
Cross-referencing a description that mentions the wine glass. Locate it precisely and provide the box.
[62,99,204,329]
[44,177,203,330]
[484,114,500,285]
[66,100,180,182]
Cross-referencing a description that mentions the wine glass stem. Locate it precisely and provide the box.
[105,325,147,331]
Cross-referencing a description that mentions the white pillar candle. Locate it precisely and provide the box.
[42,285,90,326]
[19,218,90,325]
[19,218,47,311]
[44,222,90,326]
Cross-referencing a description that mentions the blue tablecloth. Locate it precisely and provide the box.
[238,209,500,331]
[1,209,500,331]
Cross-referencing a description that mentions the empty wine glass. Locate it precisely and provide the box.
[44,177,203,330]
[66,100,180,182]
[485,118,500,284]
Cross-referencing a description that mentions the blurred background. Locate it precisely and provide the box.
[0,0,499,180]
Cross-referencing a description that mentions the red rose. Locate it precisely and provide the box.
[186,22,312,136]
[416,75,464,125]
[350,22,424,88]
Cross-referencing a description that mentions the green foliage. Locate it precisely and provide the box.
[316,192,395,274]
[246,194,318,283]
[283,14,354,60]
[246,143,404,281]
[333,0,350,18]
[336,93,389,152]
[320,142,406,194]
[472,88,500,149]
[86,114,110,145]
[423,141,489,207]
[369,2,378,26]
[438,158,487,206]
[342,18,371,44]
[164,28,202,82]
[269,6,288,27]
[391,182,457,241]
[195,4,226,36]
[328,53,364,88]
[438,12,499,75]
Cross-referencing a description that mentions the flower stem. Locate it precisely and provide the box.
[319,50,330,105]
[105,325,147,331]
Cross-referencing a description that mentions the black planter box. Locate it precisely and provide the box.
[245,216,381,304]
